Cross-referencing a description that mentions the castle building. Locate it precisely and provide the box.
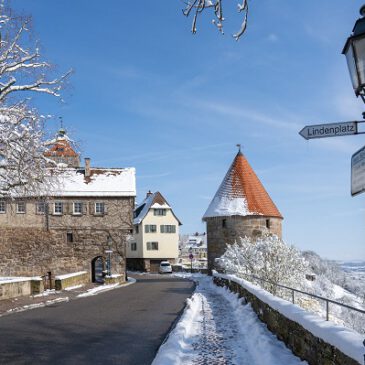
[202,149,283,273]
[0,128,136,285]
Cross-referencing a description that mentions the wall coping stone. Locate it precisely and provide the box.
[55,271,87,280]
[0,276,42,284]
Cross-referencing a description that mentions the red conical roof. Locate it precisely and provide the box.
[203,151,282,219]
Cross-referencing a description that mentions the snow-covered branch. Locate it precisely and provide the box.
[182,0,249,41]
[0,2,71,197]
[0,105,52,197]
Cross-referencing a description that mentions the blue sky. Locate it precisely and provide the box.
[12,1,365,260]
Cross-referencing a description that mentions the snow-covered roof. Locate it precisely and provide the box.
[187,234,207,248]
[203,151,282,220]
[50,167,136,197]
[133,191,182,225]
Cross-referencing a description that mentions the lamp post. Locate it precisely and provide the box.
[342,5,365,197]
[105,235,113,277]
[343,5,365,103]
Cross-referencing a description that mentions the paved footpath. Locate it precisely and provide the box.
[153,276,307,365]
[0,274,195,365]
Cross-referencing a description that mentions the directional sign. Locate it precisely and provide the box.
[299,121,359,140]
[351,145,365,196]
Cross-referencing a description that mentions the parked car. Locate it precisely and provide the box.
[159,261,172,274]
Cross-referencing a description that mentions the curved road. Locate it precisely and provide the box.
[0,274,195,365]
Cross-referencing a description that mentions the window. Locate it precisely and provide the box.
[17,201,26,214]
[266,219,271,229]
[147,241,158,250]
[131,242,137,251]
[36,202,46,215]
[154,209,166,216]
[135,225,139,234]
[160,225,176,233]
[67,232,73,243]
[145,225,157,233]
[73,202,83,215]
[95,202,105,215]
[0,201,6,214]
[54,202,63,215]
[222,219,226,228]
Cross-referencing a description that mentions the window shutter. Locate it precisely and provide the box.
[66,202,72,215]
[89,202,95,215]
[104,203,108,215]
[82,202,87,215]
[51,203,56,215]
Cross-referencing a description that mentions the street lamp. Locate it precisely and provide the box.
[105,235,113,277]
[343,5,365,102]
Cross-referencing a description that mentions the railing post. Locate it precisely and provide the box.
[326,300,329,321]
[292,290,295,304]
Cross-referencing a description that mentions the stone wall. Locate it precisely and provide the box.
[0,197,134,281]
[0,227,129,280]
[206,215,282,272]
[213,276,361,365]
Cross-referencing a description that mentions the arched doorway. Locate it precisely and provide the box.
[91,256,105,283]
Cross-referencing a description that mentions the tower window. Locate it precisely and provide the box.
[266,219,270,229]
[67,232,73,243]
[222,219,226,228]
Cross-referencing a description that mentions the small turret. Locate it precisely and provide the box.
[44,126,80,168]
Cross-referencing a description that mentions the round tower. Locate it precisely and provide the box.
[203,149,283,273]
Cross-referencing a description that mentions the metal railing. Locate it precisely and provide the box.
[230,273,365,321]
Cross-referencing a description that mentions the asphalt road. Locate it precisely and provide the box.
[0,274,195,365]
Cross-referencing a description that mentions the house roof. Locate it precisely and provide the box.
[49,167,136,197]
[203,151,282,220]
[133,191,182,225]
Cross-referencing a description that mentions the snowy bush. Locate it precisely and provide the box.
[218,235,308,295]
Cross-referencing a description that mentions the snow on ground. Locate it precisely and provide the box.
[152,275,307,365]
[77,277,136,298]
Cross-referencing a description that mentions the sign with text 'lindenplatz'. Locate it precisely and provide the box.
[351,145,365,196]
[299,121,358,140]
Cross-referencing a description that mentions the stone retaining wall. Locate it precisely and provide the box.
[0,278,43,300]
[55,271,89,290]
[213,276,361,365]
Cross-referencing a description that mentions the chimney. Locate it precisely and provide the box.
[146,190,153,198]
[85,157,91,177]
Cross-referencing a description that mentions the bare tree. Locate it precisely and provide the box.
[182,0,249,41]
[0,1,71,197]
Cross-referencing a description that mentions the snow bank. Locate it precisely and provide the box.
[214,272,364,364]
[77,277,136,298]
[152,295,202,365]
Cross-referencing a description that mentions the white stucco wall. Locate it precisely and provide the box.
[126,208,179,260]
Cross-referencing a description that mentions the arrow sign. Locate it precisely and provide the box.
[299,121,359,140]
